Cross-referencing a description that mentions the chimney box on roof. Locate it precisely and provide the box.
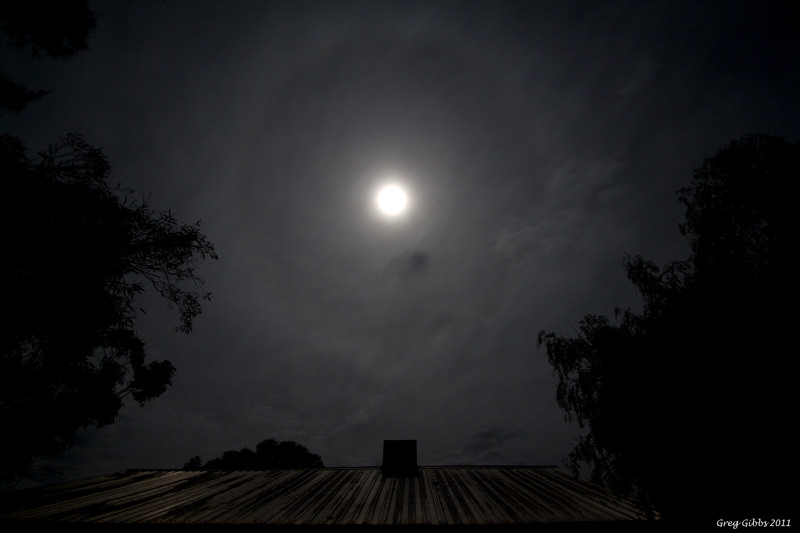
[381,439,419,477]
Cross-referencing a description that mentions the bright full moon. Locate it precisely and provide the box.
[376,184,408,216]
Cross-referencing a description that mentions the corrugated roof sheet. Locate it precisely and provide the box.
[0,466,657,526]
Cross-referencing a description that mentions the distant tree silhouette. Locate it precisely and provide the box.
[538,134,797,522]
[182,456,203,471]
[0,133,217,485]
[186,439,325,471]
[0,0,97,115]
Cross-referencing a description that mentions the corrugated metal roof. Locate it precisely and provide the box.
[0,466,657,526]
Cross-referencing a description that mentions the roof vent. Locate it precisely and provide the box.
[381,439,419,477]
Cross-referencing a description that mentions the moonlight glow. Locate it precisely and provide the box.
[376,184,408,216]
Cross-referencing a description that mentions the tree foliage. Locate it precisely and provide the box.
[0,73,48,115]
[538,134,797,521]
[0,133,218,485]
[184,439,325,471]
[0,0,96,116]
[0,0,97,58]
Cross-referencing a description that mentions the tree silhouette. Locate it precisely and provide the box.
[0,73,48,116]
[1,133,218,485]
[0,0,97,58]
[538,134,797,522]
[186,439,324,471]
[0,0,97,115]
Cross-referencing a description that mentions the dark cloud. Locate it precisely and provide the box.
[385,249,430,280]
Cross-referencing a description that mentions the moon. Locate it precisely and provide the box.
[376,184,408,216]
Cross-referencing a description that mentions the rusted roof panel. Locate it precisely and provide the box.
[0,466,657,525]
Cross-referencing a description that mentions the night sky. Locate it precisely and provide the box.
[3,0,798,484]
